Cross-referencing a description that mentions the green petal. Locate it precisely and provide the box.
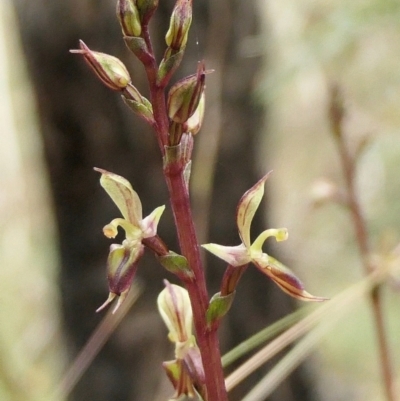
[236,172,272,248]
[95,168,142,225]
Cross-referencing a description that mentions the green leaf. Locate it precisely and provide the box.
[206,291,235,327]
[122,96,155,125]
[123,36,153,64]
[157,50,184,87]
[159,252,194,279]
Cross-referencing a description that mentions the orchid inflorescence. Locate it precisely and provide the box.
[71,0,326,399]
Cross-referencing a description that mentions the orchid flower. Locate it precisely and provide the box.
[95,168,165,313]
[158,281,205,399]
[203,173,326,302]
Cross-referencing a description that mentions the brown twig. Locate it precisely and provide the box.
[330,85,396,401]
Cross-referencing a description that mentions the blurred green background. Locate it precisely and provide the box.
[258,0,400,399]
[0,2,63,401]
[1,0,399,400]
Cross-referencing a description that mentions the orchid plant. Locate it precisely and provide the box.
[71,0,325,399]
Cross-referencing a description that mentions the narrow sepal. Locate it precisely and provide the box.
[94,168,142,225]
[96,293,117,313]
[236,172,272,248]
[202,243,250,266]
[255,256,328,302]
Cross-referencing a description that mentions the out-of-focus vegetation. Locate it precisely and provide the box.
[1,0,399,400]
[0,2,64,401]
[259,0,400,400]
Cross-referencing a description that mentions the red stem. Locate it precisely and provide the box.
[141,26,228,399]
[165,166,228,401]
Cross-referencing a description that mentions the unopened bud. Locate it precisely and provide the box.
[165,0,192,51]
[167,62,206,123]
[71,41,131,91]
[117,0,142,37]
[137,0,159,25]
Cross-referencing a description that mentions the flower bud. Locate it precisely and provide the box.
[165,0,192,51]
[71,41,131,91]
[137,0,159,25]
[167,62,206,123]
[117,0,142,37]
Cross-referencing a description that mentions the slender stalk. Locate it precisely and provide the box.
[141,38,228,400]
[165,169,228,401]
[333,108,396,401]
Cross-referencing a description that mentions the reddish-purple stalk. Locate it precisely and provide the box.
[141,24,229,401]
[334,127,396,401]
